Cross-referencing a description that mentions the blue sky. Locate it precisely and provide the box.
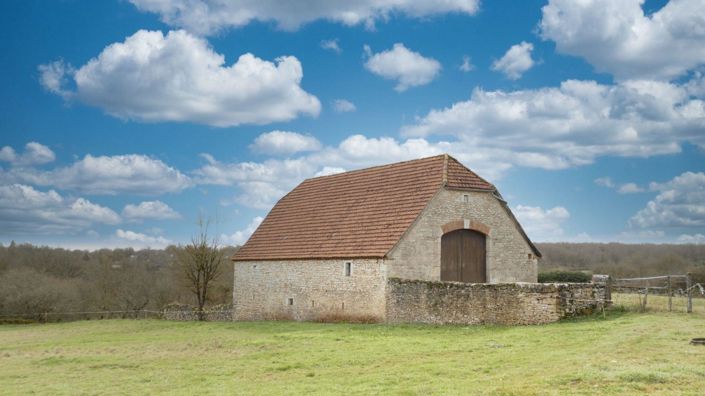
[1,0,704,249]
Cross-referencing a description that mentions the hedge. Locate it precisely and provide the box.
[538,271,592,283]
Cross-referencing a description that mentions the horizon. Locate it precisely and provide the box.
[3,239,702,253]
[2,0,704,249]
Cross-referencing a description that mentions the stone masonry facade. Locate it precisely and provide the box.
[233,259,387,322]
[386,278,604,325]
[386,188,538,283]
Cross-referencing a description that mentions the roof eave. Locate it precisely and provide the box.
[232,255,387,262]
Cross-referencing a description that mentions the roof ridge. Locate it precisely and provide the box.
[304,154,446,182]
[442,153,449,186]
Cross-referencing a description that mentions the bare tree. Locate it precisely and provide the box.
[177,219,224,320]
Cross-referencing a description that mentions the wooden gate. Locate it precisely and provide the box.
[441,229,486,283]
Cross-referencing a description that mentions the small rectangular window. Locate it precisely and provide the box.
[528,253,533,259]
[463,194,469,203]
[287,298,294,306]
[345,261,352,276]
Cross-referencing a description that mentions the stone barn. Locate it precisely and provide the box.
[232,155,603,324]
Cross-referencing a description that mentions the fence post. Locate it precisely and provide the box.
[667,275,672,312]
[642,287,648,312]
[606,276,612,306]
[687,273,693,314]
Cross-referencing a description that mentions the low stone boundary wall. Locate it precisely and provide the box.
[162,303,233,321]
[386,278,604,325]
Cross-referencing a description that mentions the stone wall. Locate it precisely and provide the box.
[386,278,603,325]
[591,274,612,305]
[387,188,538,283]
[233,259,387,322]
[162,303,233,321]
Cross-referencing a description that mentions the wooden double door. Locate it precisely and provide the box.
[441,229,486,283]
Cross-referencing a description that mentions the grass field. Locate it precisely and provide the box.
[1,312,705,395]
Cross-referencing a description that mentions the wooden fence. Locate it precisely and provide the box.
[0,308,233,323]
[610,273,705,313]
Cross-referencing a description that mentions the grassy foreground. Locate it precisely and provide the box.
[1,313,704,395]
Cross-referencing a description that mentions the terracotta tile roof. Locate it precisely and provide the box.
[446,156,495,190]
[232,155,499,261]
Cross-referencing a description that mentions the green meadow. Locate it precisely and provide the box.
[1,310,704,395]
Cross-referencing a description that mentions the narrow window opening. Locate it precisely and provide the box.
[253,264,257,269]
[463,194,469,203]
[345,261,352,277]
[528,253,533,260]
[311,300,315,307]
[341,302,345,310]
[287,298,294,306]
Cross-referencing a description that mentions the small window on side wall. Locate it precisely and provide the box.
[287,298,294,306]
[345,261,352,277]
[463,194,469,203]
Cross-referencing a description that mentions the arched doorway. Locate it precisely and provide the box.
[441,229,486,283]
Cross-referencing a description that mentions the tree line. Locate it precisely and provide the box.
[536,243,705,282]
[0,241,236,320]
[1,241,704,320]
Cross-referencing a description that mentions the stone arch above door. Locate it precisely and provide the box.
[441,219,491,236]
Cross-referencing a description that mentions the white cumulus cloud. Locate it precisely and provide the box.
[194,156,315,209]
[492,41,535,80]
[513,205,570,242]
[129,0,480,35]
[116,229,172,248]
[122,200,181,221]
[220,216,263,246]
[195,134,489,211]
[594,177,645,194]
[0,142,55,166]
[594,177,615,188]
[677,233,705,244]
[320,39,341,53]
[333,99,356,113]
[0,184,120,234]
[459,55,474,72]
[364,43,441,91]
[630,171,705,229]
[1,152,192,195]
[617,183,645,194]
[402,78,705,171]
[250,131,322,155]
[39,29,320,127]
[38,61,74,98]
[540,0,705,80]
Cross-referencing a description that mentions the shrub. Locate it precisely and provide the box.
[538,271,592,283]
